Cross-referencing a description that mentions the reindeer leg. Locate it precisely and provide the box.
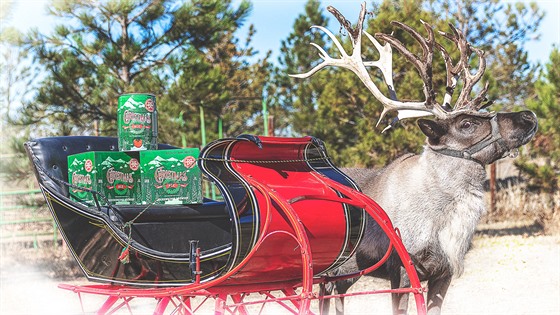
[426,275,452,315]
[319,279,356,315]
[391,267,411,315]
[333,278,356,315]
[319,282,332,315]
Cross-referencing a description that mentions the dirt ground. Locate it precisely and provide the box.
[1,222,559,315]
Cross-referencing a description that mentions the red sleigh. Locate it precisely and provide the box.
[26,135,426,314]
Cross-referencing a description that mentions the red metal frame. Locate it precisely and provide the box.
[58,176,426,314]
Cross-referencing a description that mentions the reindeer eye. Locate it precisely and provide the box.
[460,120,473,129]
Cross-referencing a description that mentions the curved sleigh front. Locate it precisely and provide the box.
[198,135,366,285]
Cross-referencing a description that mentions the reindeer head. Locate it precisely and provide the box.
[291,2,537,165]
[418,111,537,165]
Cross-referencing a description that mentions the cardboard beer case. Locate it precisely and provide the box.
[68,151,141,206]
[140,148,202,205]
[117,93,158,151]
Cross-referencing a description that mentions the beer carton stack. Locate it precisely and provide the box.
[68,94,202,206]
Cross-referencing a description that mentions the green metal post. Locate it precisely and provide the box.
[199,105,210,199]
[262,97,268,136]
[218,117,223,138]
[178,111,187,148]
[199,105,207,147]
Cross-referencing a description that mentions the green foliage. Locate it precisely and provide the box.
[515,47,560,192]
[160,25,272,146]
[273,0,330,136]
[16,0,265,146]
[6,0,550,173]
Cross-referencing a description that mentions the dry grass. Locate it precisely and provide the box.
[1,242,84,281]
[482,185,560,234]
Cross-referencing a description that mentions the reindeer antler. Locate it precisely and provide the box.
[290,2,491,130]
[437,24,490,111]
[290,3,442,129]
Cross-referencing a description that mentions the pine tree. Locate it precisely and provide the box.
[17,0,256,141]
[1,1,40,187]
[273,0,330,136]
[515,47,560,193]
[160,24,272,146]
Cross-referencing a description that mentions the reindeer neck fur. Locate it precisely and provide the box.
[363,148,488,276]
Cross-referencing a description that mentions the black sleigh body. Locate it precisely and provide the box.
[25,136,233,286]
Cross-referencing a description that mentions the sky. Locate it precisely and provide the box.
[2,0,559,65]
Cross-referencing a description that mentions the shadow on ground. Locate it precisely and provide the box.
[475,220,544,237]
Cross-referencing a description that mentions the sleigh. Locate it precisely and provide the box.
[26,135,426,314]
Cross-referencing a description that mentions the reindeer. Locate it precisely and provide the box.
[291,3,538,315]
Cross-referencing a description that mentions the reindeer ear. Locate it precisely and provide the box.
[418,119,446,143]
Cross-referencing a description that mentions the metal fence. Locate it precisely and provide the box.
[0,189,60,248]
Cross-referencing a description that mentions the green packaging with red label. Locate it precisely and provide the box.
[68,151,141,206]
[117,93,158,151]
[140,148,202,205]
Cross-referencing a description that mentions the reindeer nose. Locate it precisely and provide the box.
[521,111,537,123]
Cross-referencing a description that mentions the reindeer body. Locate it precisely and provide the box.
[322,111,538,315]
[334,152,486,314]
[347,150,486,277]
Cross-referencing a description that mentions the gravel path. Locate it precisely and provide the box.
[1,233,558,314]
[342,233,560,315]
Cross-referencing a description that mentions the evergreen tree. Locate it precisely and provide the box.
[161,24,272,146]
[17,0,256,142]
[273,0,330,136]
[515,47,560,193]
[0,1,39,187]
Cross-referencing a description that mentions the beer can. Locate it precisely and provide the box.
[117,93,158,151]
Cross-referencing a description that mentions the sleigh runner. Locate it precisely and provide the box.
[26,135,426,314]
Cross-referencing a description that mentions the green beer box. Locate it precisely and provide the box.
[117,93,158,151]
[140,148,202,205]
[68,151,141,206]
